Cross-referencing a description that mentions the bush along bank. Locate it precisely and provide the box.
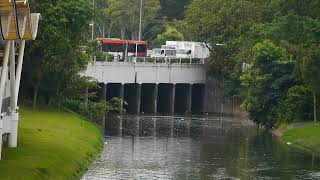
[0,107,104,180]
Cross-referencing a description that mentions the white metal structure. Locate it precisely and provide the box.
[0,0,40,160]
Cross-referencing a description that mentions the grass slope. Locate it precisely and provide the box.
[0,107,103,180]
[282,123,320,155]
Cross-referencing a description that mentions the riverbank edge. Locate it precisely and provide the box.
[63,108,105,180]
[0,106,104,180]
[271,122,320,156]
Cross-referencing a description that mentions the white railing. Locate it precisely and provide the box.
[94,56,207,65]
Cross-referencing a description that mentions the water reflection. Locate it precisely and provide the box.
[82,115,320,180]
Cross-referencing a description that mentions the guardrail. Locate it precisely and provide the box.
[94,56,207,65]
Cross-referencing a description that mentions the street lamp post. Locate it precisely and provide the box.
[90,0,95,61]
[138,0,142,41]
[135,0,143,62]
[92,0,95,40]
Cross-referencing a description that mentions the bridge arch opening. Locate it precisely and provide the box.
[124,83,141,114]
[106,83,124,101]
[191,84,205,113]
[174,84,192,114]
[141,83,158,114]
[157,83,175,114]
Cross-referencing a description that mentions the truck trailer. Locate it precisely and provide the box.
[166,41,210,59]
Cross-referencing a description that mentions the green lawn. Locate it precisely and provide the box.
[0,107,103,180]
[282,123,320,156]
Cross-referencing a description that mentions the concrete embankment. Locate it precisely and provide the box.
[273,122,320,156]
[0,107,103,180]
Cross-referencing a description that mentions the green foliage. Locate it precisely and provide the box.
[159,0,192,20]
[109,97,128,114]
[63,97,127,124]
[241,40,295,128]
[184,0,320,126]
[105,0,160,39]
[274,85,313,124]
[185,0,275,97]
[151,26,184,48]
[96,51,114,62]
[22,0,98,107]
[300,46,320,92]
[63,99,110,123]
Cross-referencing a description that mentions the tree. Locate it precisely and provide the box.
[23,0,97,107]
[241,40,295,128]
[107,0,160,40]
[151,26,184,48]
[159,0,192,20]
[184,0,275,97]
[301,47,320,122]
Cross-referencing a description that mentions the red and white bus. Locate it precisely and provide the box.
[97,38,148,59]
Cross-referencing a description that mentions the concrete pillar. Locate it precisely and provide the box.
[153,84,158,114]
[169,84,175,114]
[136,84,141,114]
[187,84,192,113]
[119,84,124,99]
[119,84,124,109]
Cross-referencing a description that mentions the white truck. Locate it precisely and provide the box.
[166,41,210,59]
[150,46,177,58]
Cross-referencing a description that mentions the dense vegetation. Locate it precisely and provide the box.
[183,0,320,128]
[20,0,319,128]
[21,0,128,122]
[0,107,103,180]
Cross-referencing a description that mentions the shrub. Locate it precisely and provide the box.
[274,85,313,125]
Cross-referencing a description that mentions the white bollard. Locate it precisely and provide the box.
[8,112,18,148]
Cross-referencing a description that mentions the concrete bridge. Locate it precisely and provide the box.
[84,60,208,114]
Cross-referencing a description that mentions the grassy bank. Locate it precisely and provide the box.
[0,107,103,180]
[282,122,320,155]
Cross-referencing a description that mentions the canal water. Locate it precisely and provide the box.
[82,115,320,180]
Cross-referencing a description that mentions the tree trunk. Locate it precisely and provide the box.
[33,84,39,109]
[84,86,89,110]
[121,28,126,40]
[107,23,113,38]
[48,96,52,106]
[102,24,105,38]
[313,91,317,123]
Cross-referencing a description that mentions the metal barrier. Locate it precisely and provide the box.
[94,56,207,65]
